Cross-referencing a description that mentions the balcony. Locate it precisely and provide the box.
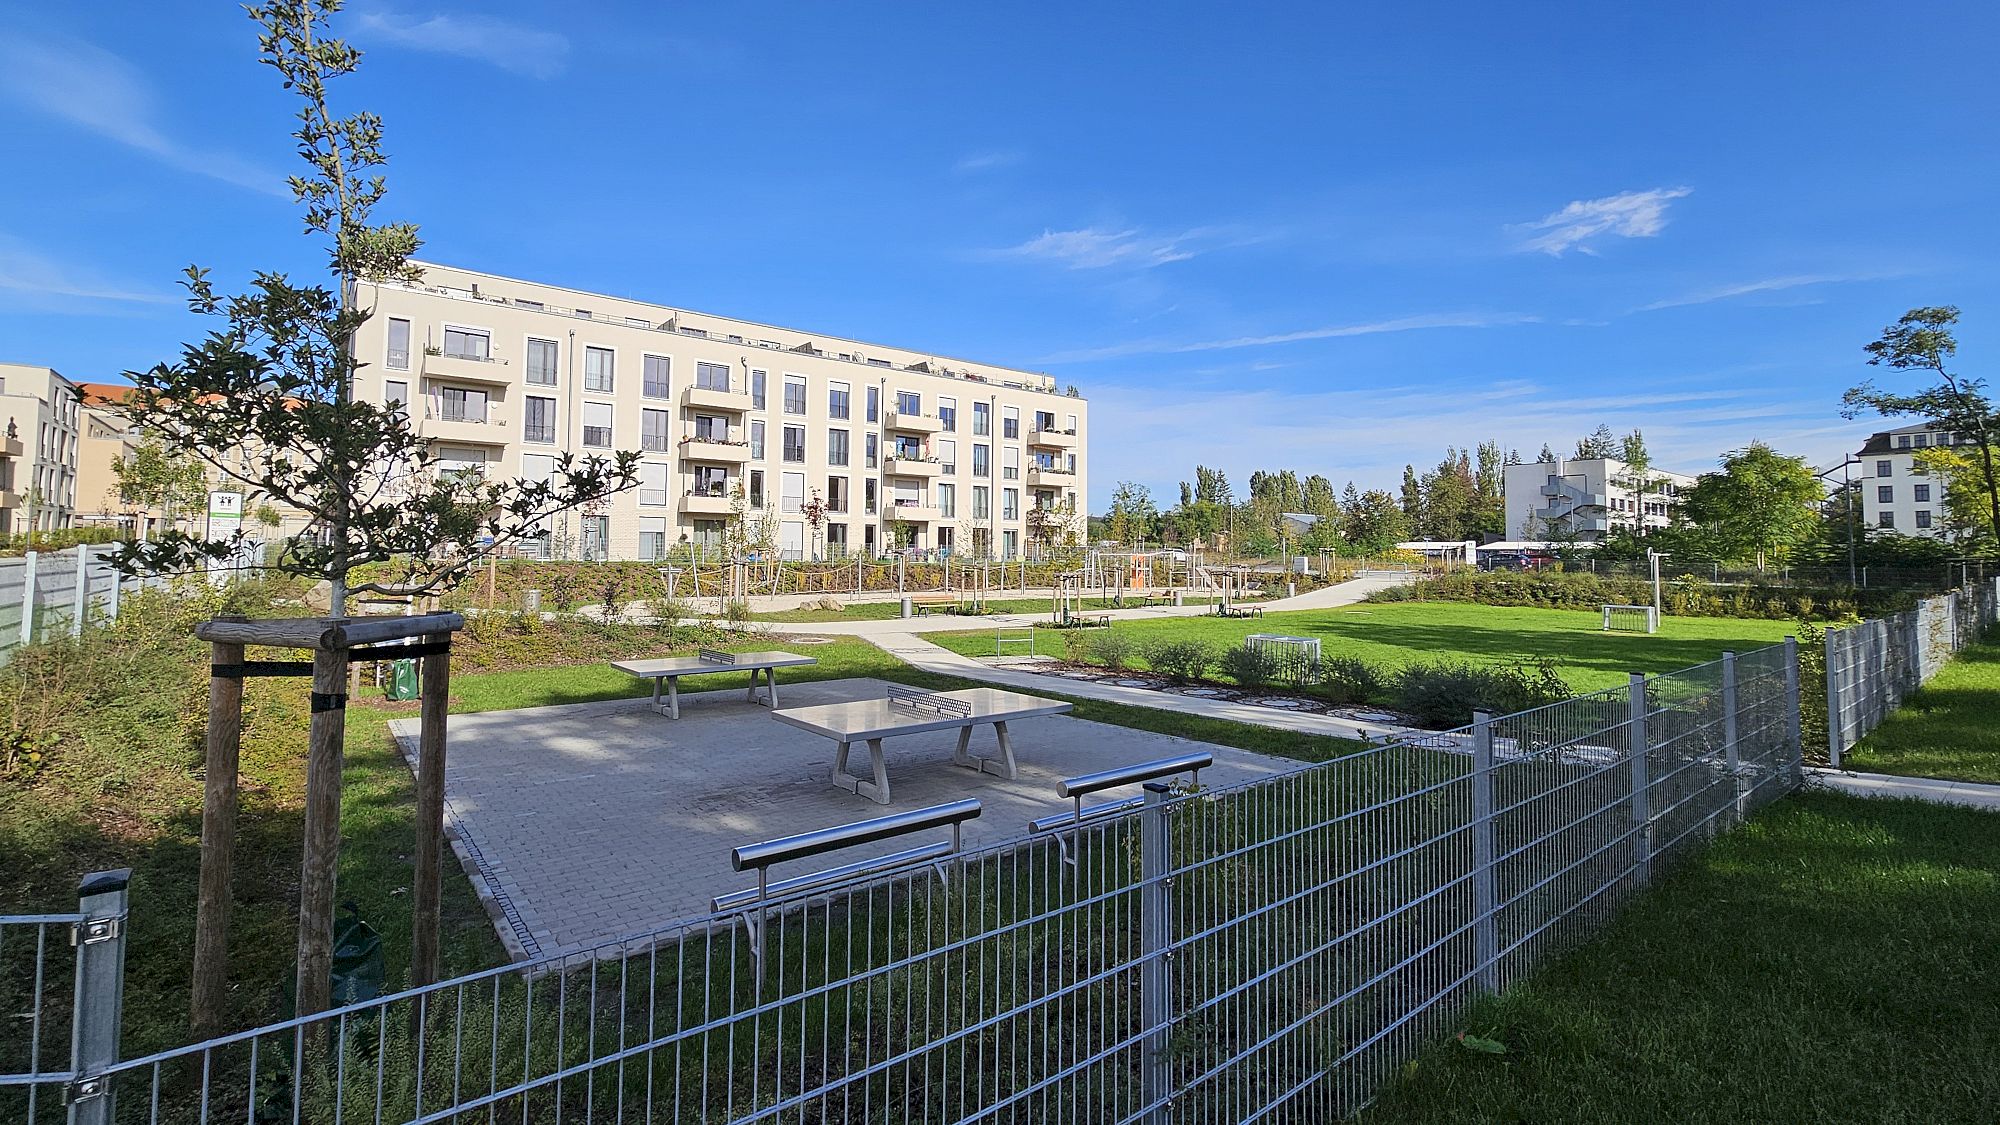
[681,487,736,516]
[1028,427,1077,450]
[888,502,940,522]
[422,412,510,447]
[679,435,753,464]
[886,411,943,434]
[1026,465,1075,488]
[422,350,514,387]
[0,433,21,459]
[682,383,752,413]
[884,456,941,477]
[0,489,18,510]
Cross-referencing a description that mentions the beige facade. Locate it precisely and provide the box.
[351,263,1089,560]
[0,363,82,534]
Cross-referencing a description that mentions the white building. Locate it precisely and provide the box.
[0,363,82,534]
[1502,457,1696,542]
[1853,422,1976,538]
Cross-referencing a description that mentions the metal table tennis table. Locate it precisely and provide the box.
[770,685,1073,804]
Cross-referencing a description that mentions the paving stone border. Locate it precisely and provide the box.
[979,656,1422,728]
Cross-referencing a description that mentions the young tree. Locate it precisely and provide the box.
[1106,481,1158,545]
[1848,306,2000,538]
[1193,464,1233,506]
[111,435,210,536]
[1574,424,1618,459]
[1536,443,1559,464]
[1680,442,1822,569]
[114,0,637,611]
[1345,489,1411,553]
[1912,445,1998,543]
[1399,465,1423,521]
[1613,428,1656,535]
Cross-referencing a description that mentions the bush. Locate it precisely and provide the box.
[1316,656,1384,705]
[1390,658,1571,728]
[647,596,689,631]
[721,598,754,628]
[1090,630,1137,670]
[1145,640,1214,682]
[1218,644,1276,690]
[1385,567,1917,621]
[1063,629,1095,663]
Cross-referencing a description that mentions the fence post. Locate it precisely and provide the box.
[70,544,88,637]
[1470,711,1499,993]
[20,549,37,646]
[104,563,120,625]
[1824,628,1842,769]
[66,868,131,1125]
[1627,673,1651,885]
[1783,636,1803,783]
[1721,651,1746,823]
[1138,782,1175,1124]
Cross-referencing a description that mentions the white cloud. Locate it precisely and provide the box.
[992,227,1202,270]
[953,151,1023,174]
[1512,187,1692,256]
[1636,273,1869,312]
[0,236,174,312]
[352,10,571,78]
[0,33,285,196]
[1039,312,1538,364]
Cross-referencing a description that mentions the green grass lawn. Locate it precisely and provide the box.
[932,602,1796,693]
[750,592,1241,623]
[1840,632,2000,783]
[1361,791,2000,1124]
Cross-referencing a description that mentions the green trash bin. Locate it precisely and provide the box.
[384,657,420,701]
[330,902,384,1005]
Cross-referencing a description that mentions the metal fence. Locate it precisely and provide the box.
[5,641,1801,1125]
[1825,578,2000,766]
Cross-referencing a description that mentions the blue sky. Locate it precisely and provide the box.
[2,1,1994,510]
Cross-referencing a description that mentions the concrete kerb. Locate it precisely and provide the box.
[1804,766,2000,812]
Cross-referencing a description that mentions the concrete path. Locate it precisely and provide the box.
[1805,766,2000,812]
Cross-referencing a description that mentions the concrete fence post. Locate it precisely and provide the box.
[66,868,131,1125]
[70,544,88,637]
[1470,711,1499,992]
[104,561,120,625]
[1825,629,1843,769]
[1628,673,1651,885]
[1138,782,1175,1124]
[19,549,38,647]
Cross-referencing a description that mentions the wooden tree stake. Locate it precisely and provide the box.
[190,620,246,1035]
[411,632,451,989]
[295,642,351,1018]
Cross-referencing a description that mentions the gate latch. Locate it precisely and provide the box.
[71,916,122,946]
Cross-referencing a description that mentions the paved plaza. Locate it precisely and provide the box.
[389,677,1303,960]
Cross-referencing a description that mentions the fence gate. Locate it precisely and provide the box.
[1,872,128,1125]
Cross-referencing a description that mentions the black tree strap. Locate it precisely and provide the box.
[310,692,347,713]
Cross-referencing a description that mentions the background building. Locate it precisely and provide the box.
[350,263,1088,561]
[0,363,82,535]
[1853,422,1977,538]
[1503,456,1696,542]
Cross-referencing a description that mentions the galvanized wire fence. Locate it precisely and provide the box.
[1825,578,2000,765]
[7,641,1801,1125]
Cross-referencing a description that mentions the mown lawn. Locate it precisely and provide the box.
[1362,791,2000,1124]
[932,602,1797,692]
[1841,632,2000,783]
[750,592,1243,623]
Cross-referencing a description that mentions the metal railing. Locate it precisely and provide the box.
[1826,578,1999,765]
[3,641,1802,1125]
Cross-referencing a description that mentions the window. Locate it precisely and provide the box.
[384,380,408,414]
[1002,406,1019,439]
[526,337,558,385]
[1916,510,1933,529]
[1002,530,1018,559]
[865,433,879,469]
[638,462,669,506]
[1876,460,1892,477]
[748,470,765,508]
[520,453,555,483]
[1913,433,1929,448]
[864,479,877,515]
[442,326,489,359]
[386,318,411,370]
[638,517,668,561]
[584,346,615,392]
[826,476,849,513]
[693,413,728,441]
[1914,484,1931,503]
[893,435,923,460]
[783,376,807,415]
[641,409,671,452]
[782,472,805,514]
[1878,485,1894,504]
[972,486,990,520]
[751,369,767,409]
[1897,434,1912,448]
[1035,410,1055,432]
[696,361,731,392]
[825,523,848,552]
[973,402,990,436]
[783,424,806,463]
[973,444,990,477]
[643,355,671,398]
[749,419,766,459]
[937,483,956,518]
[1003,488,1019,520]
[581,515,609,561]
[938,438,957,474]
[896,390,921,416]
[828,428,850,466]
[692,465,729,495]
[437,386,488,422]
[938,397,957,432]
[582,402,613,448]
[524,396,556,444]
[828,381,850,419]
[1003,446,1020,480]
[866,386,879,422]
[1878,511,1895,528]
[1066,413,1078,432]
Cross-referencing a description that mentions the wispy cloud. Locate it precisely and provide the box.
[0,236,174,313]
[991,227,1205,270]
[1039,312,1538,364]
[953,150,1023,174]
[1511,187,1692,256]
[352,9,571,78]
[0,32,284,196]
[1636,273,1876,312]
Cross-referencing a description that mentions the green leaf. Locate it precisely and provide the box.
[1456,1032,1508,1055]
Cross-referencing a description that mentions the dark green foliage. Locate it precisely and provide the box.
[1144,640,1215,682]
[1219,644,1277,689]
[1317,656,1385,705]
[1388,568,1904,620]
[1390,658,1570,728]
[1090,630,1137,670]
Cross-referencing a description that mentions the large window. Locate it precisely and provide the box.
[638,462,669,506]
[525,337,558,385]
[1878,485,1894,504]
[696,361,731,392]
[896,390,921,416]
[938,397,956,432]
[826,476,849,513]
[643,355,671,398]
[937,439,957,474]
[751,369,767,409]
[828,381,850,419]
[582,402,613,448]
[783,376,807,415]
[972,443,990,477]
[1035,410,1055,432]
[437,386,487,422]
[1002,406,1019,440]
[692,465,729,496]
[1003,488,1019,520]
[971,485,990,520]
[892,434,923,460]
[1003,446,1020,480]
[584,346,615,392]
[442,326,489,359]
[937,483,956,519]
[638,517,668,561]
[972,402,990,436]
[693,413,728,441]
[523,396,556,444]
[782,472,805,514]
[384,380,408,414]
[865,433,878,469]
[866,385,879,422]
[783,424,806,463]
[828,428,850,467]
[386,318,411,370]
[749,419,765,459]
[641,409,671,452]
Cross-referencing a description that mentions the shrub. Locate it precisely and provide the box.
[1063,629,1095,663]
[721,598,754,629]
[1145,640,1214,682]
[647,596,689,631]
[1090,630,1137,670]
[1218,644,1276,690]
[1317,656,1384,705]
[1390,658,1572,728]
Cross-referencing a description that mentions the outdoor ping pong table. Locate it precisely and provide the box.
[611,648,819,719]
[770,684,1073,804]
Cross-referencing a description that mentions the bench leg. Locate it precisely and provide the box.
[745,666,761,703]
[831,738,891,804]
[952,721,1019,779]
[766,670,780,709]
[667,676,679,720]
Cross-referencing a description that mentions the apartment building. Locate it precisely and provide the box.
[1853,422,1976,538]
[350,263,1088,561]
[0,363,82,534]
[1503,456,1696,542]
